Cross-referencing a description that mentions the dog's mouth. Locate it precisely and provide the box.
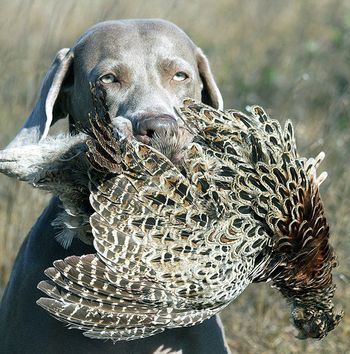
[135,132,153,145]
[148,126,194,165]
[136,126,194,165]
[111,116,193,164]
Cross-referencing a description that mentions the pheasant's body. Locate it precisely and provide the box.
[0,91,342,341]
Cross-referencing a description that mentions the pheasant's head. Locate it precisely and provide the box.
[291,303,343,339]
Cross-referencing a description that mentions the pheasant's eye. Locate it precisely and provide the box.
[173,71,189,82]
[100,74,117,84]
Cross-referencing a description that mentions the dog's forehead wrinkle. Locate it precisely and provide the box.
[75,20,196,70]
[80,18,195,46]
[78,19,183,37]
[158,56,197,76]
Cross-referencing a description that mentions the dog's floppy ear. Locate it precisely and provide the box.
[8,48,74,148]
[196,48,223,110]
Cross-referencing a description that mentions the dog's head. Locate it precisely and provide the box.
[9,19,223,149]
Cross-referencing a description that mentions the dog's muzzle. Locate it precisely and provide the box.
[134,114,178,144]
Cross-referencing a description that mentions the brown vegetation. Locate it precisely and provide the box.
[0,1,349,352]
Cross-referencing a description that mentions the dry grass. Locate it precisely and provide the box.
[0,1,349,353]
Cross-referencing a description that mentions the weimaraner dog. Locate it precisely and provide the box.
[0,19,230,354]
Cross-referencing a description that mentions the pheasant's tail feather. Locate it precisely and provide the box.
[37,254,219,341]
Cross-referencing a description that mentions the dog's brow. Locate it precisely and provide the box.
[89,60,130,79]
[159,57,195,74]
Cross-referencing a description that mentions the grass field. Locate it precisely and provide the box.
[0,1,349,352]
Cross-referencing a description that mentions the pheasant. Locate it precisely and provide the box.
[0,89,343,341]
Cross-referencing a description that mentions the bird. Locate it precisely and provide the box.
[8,86,338,341]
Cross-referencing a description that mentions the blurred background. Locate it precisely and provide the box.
[0,0,349,352]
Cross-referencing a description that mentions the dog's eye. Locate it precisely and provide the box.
[173,72,188,82]
[100,74,117,84]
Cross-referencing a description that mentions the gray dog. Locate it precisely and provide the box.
[0,19,230,354]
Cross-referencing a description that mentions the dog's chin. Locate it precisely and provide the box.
[147,126,194,165]
[135,134,151,145]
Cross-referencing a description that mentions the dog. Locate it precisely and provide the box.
[0,19,230,354]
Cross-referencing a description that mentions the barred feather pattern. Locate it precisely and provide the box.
[37,97,342,341]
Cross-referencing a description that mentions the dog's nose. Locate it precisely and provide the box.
[135,114,178,143]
